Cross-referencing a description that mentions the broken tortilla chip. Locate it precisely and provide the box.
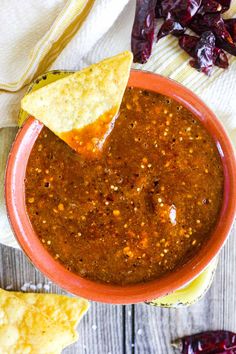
[21,51,133,154]
[0,289,88,353]
[13,292,89,329]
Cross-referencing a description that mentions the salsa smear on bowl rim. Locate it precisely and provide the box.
[25,87,224,285]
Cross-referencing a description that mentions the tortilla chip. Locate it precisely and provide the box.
[21,51,133,153]
[0,289,79,353]
[14,292,89,329]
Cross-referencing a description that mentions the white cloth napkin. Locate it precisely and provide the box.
[0,0,235,248]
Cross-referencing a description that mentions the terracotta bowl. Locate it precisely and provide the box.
[5,70,236,304]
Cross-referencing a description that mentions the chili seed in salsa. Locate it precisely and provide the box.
[25,87,224,285]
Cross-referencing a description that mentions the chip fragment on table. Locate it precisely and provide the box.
[0,289,89,353]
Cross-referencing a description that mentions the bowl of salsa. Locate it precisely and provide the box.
[5,70,236,304]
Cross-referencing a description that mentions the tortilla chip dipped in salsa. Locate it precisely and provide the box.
[21,51,133,155]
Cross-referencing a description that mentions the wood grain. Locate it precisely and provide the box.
[0,127,19,248]
[0,127,236,354]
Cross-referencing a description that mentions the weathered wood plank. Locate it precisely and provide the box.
[0,127,19,248]
[77,302,124,354]
[123,304,135,354]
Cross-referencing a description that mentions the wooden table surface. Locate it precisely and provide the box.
[1,127,236,354]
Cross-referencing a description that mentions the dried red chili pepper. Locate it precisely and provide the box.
[131,0,157,63]
[157,15,185,41]
[190,13,231,42]
[216,36,236,56]
[179,34,229,70]
[173,330,236,354]
[160,0,202,26]
[190,13,236,55]
[179,34,199,57]
[213,47,229,68]
[131,0,233,72]
[224,19,236,42]
[155,0,163,18]
[189,31,216,75]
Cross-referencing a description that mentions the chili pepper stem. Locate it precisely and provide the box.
[171,339,183,351]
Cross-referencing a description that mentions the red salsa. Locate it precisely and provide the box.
[25,87,224,285]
